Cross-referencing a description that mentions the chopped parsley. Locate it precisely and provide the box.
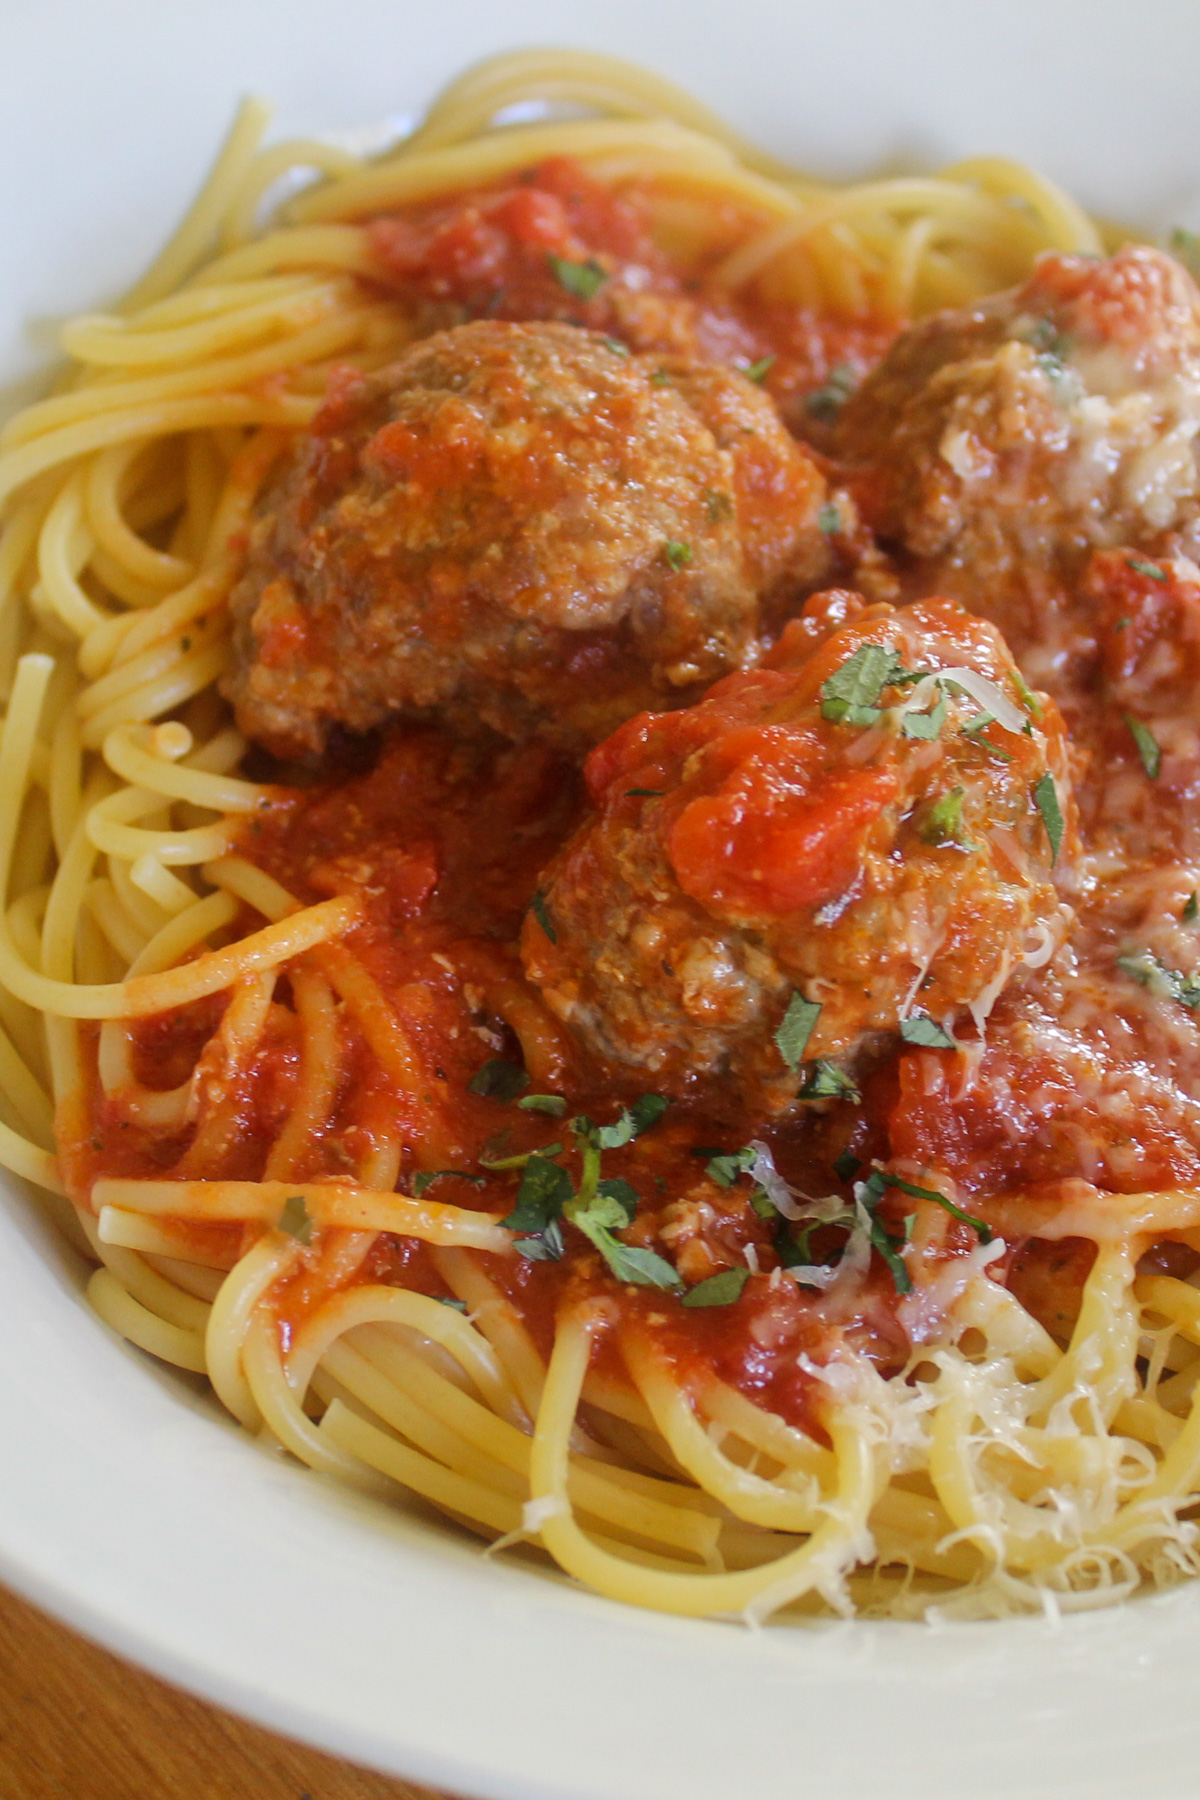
[681,1267,751,1307]
[480,1141,563,1170]
[862,1168,992,1245]
[833,1149,862,1184]
[1126,714,1162,779]
[1117,948,1200,1010]
[411,1168,488,1197]
[1011,667,1043,722]
[817,502,842,534]
[961,711,1013,762]
[625,787,664,798]
[920,787,974,850]
[663,540,693,573]
[705,489,734,522]
[467,1058,529,1102]
[899,1015,956,1049]
[528,887,557,944]
[1126,556,1167,582]
[436,1296,469,1312]
[575,1224,681,1288]
[278,1194,313,1245]
[1033,773,1064,864]
[744,355,775,383]
[547,254,607,300]
[901,686,947,741]
[649,368,672,386]
[576,1094,668,1150]
[705,1145,759,1187]
[799,1060,861,1102]
[1185,891,1199,924]
[494,1095,678,1285]
[774,991,822,1073]
[601,335,630,355]
[820,642,910,727]
[516,1218,565,1262]
[518,1093,568,1117]
[500,1152,575,1234]
[805,363,857,423]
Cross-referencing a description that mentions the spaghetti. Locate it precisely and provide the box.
[2,49,1198,1624]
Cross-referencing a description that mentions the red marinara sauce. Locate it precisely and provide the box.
[365,156,898,441]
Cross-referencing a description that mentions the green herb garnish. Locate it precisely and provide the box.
[548,254,607,300]
[468,1058,529,1102]
[601,335,630,355]
[1126,556,1167,582]
[862,1168,992,1244]
[961,711,1014,761]
[901,686,947,741]
[899,1015,956,1049]
[412,1168,488,1197]
[820,642,901,727]
[1033,773,1064,864]
[744,355,775,383]
[799,1060,861,1102]
[705,489,734,522]
[705,1146,758,1188]
[625,787,664,798]
[1117,949,1200,1010]
[663,540,692,573]
[500,1152,574,1234]
[1126,714,1162,779]
[517,1093,568,1117]
[480,1142,563,1171]
[817,502,842,534]
[681,1267,751,1307]
[278,1194,313,1245]
[577,1094,668,1151]
[774,991,821,1073]
[833,1149,861,1184]
[1185,891,1199,924]
[1011,667,1043,722]
[805,362,857,423]
[529,887,557,944]
[920,787,974,850]
[516,1218,565,1262]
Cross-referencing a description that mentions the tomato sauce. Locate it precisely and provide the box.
[365,157,897,442]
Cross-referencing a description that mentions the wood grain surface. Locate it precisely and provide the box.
[0,1581,460,1800]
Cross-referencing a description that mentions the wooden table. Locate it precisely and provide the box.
[0,1581,458,1800]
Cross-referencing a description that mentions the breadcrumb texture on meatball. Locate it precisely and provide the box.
[522,589,1075,1114]
[224,319,831,758]
[833,246,1200,658]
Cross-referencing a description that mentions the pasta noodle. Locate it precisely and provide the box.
[4,46,1200,1627]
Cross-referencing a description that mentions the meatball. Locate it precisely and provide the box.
[225,320,831,758]
[833,246,1200,667]
[521,590,1074,1114]
[1075,546,1200,862]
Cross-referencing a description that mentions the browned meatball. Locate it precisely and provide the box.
[833,247,1200,667]
[224,320,831,758]
[521,591,1074,1115]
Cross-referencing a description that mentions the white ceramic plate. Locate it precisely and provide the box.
[4,3,1200,1795]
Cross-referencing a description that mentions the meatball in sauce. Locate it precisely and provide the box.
[225,319,832,758]
[834,245,1200,685]
[522,590,1073,1114]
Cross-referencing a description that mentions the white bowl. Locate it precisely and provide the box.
[4,4,1200,1796]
